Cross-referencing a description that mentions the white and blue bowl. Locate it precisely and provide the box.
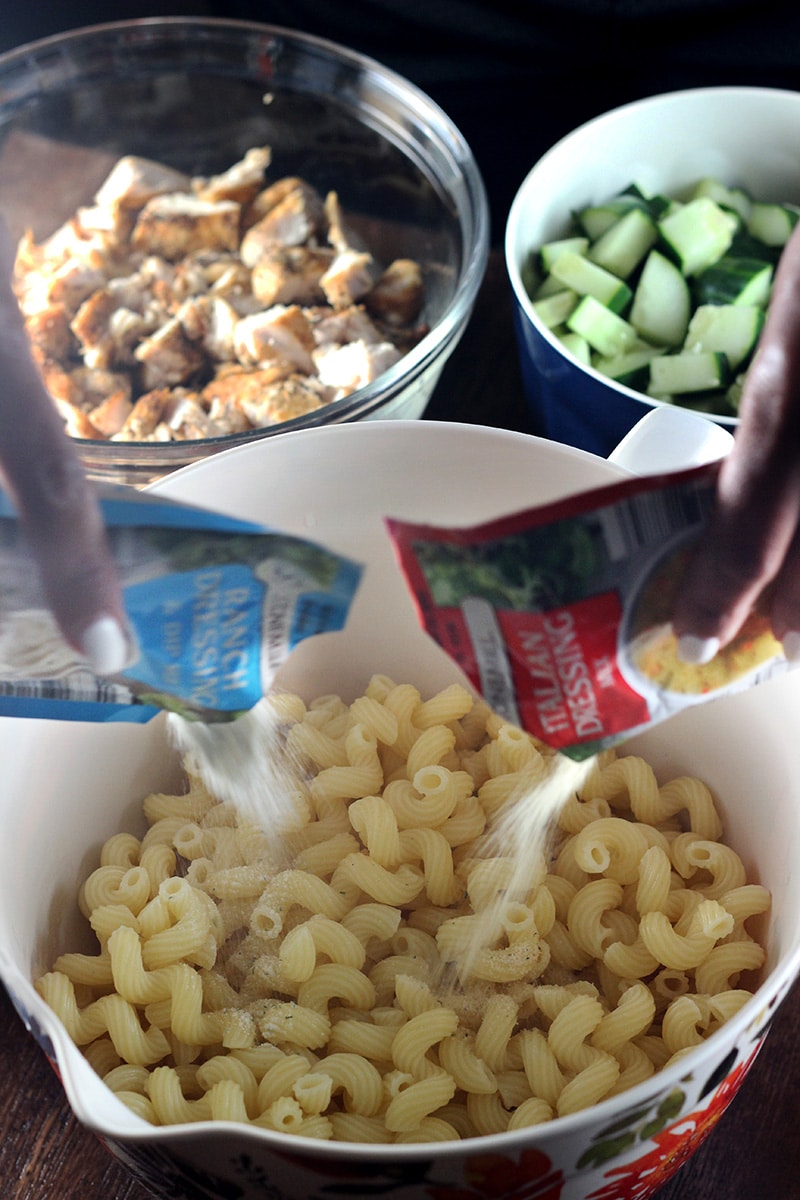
[1,419,799,1200]
[505,86,800,457]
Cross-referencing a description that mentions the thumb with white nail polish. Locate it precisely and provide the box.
[80,615,134,677]
[677,634,721,666]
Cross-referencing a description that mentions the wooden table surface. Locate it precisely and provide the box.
[2,251,800,1199]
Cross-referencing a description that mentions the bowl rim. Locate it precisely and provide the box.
[504,84,800,432]
[0,16,490,465]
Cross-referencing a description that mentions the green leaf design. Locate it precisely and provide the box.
[657,1088,686,1120]
[640,1116,668,1140]
[577,1131,637,1169]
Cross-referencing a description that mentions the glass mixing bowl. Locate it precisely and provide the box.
[0,17,489,484]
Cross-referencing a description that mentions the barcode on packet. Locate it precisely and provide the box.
[597,479,715,562]
[0,679,131,703]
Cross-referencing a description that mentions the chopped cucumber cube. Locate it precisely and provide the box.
[658,197,739,276]
[550,251,632,313]
[566,295,639,357]
[746,202,800,247]
[728,228,784,263]
[540,236,590,272]
[649,350,730,395]
[629,250,691,347]
[620,183,671,219]
[691,178,753,221]
[693,257,774,307]
[588,207,658,278]
[532,289,579,329]
[576,196,649,241]
[528,174,795,421]
[557,331,592,365]
[594,345,663,389]
[533,271,569,299]
[683,304,765,369]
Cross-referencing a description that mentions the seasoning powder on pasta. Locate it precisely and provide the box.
[37,675,769,1142]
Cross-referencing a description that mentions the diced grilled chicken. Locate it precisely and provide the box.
[309,304,383,347]
[162,391,224,440]
[14,148,423,446]
[192,146,272,205]
[59,405,103,440]
[131,195,241,261]
[240,181,326,263]
[24,304,76,364]
[38,219,119,276]
[365,259,424,327]
[105,268,157,313]
[48,366,133,439]
[313,338,402,393]
[74,367,133,408]
[320,249,380,309]
[324,190,369,254]
[112,388,173,440]
[18,258,108,319]
[208,261,258,313]
[75,202,136,244]
[236,374,329,426]
[177,294,239,362]
[108,308,151,364]
[202,363,297,429]
[87,389,134,438]
[94,155,192,211]
[134,316,206,389]
[234,304,316,373]
[246,176,318,223]
[70,288,121,369]
[205,389,255,435]
[169,256,215,304]
[250,245,334,307]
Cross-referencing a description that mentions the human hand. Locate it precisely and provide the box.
[672,219,800,665]
[0,217,128,674]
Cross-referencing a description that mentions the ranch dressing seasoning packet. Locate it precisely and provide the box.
[0,484,362,724]
[386,461,789,761]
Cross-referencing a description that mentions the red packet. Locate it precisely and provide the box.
[385,462,788,759]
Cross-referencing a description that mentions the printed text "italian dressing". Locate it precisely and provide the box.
[519,611,602,740]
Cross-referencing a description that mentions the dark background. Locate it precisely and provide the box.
[3,1,800,243]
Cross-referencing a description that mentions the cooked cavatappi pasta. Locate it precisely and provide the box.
[37,675,770,1142]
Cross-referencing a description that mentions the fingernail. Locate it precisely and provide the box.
[677,634,720,665]
[782,631,800,663]
[81,616,130,676]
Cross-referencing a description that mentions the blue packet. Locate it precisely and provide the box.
[0,484,363,723]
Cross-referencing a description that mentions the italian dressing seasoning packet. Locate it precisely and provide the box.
[386,461,789,761]
[0,483,362,724]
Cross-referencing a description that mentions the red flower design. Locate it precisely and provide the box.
[426,1146,564,1200]
[586,1046,762,1200]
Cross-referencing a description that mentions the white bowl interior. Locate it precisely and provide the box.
[506,86,800,417]
[1,420,799,1144]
